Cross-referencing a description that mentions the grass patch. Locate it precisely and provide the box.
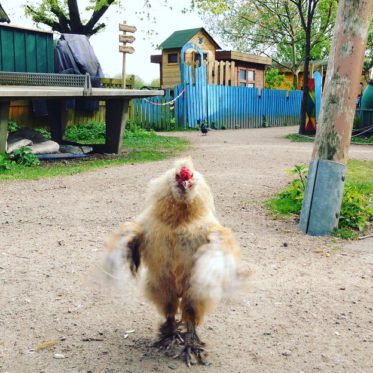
[286,133,373,145]
[0,123,189,181]
[267,161,373,239]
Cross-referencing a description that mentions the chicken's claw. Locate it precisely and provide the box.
[153,317,184,350]
[178,322,208,367]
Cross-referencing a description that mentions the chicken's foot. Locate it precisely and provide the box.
[153,317,184,349]
[179,322,208,367]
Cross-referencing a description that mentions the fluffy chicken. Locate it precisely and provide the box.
[105,157,242,366]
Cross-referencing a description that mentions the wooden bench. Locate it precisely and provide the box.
[0,72,163,154]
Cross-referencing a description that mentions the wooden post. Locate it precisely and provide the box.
[47,100,68,143]
[299,0,373,236]
[0,101,9,153]
[105,99,129,153]
[119,22,136,89]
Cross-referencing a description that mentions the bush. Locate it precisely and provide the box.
[65,122,106,143]
[267,164,373,238]
[10,147,40,167]
[0,153,14,171]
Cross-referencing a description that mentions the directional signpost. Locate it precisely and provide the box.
[119,22,136,88]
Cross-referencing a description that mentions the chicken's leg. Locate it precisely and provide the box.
[181,321,207,367]
[153,316,184,349]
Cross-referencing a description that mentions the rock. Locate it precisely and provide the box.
[59,145,93,155]
[29,141,60,154]
[53,353,65,359]
[282,350,292,356]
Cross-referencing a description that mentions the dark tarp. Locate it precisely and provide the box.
[54,33,104,112]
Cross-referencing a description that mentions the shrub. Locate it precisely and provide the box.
[11,147,40,167]
[0,153,14,171]
[65,122,106,142]
[267,164,373,238]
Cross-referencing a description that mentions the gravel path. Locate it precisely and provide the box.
[1,126,372,373]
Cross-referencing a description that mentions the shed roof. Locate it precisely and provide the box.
[159,27,221,50]
[0,3,10,23]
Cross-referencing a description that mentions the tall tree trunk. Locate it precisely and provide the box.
[299,0,373,236]
[299,26,312,134]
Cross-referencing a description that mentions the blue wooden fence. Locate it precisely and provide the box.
[131,85,302,129]
[131,42,302,129]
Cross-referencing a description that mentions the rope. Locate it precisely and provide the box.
[351,124,373,137]
[143,88,185,106]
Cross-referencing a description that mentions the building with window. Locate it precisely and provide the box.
[151,28,272,89]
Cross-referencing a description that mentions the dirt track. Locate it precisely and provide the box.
[1,127,372,373]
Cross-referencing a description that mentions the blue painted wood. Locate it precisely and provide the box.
[313,71,322,121]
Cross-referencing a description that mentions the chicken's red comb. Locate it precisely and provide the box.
[179,167,192,180]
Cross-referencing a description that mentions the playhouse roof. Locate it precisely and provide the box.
[159,27,221,50]
[0,3,10,23]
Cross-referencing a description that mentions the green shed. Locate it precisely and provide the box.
[0,24,54,73]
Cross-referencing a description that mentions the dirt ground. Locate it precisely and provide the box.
[1,127,372,373]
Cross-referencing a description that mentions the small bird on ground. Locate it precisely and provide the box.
[200,123,209,135]
[104,157,245,367]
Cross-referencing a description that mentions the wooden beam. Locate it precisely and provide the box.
[0,101,9,153]
[105,99,129,153]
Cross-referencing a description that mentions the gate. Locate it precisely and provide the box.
[180,43,208,127]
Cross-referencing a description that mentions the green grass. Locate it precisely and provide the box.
[267,160,373,239]
[286,133,373,145]
[0,124,189,181]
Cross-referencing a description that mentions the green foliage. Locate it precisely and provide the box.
[0,153,14,171]
[287,133,373,145]
[194,0,337,81]
[265,68,285,89]
[65,122,106,143]
[35,128,52,140]
[0,125,188,181]
[10,147,40,167]
[8,121,20,133]
[150,78,161,87]
[24,0,121,36]
[267,162,373,239]
[338,184,373,232]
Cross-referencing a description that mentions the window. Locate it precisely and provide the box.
[167,53,178,64]
[238,68,255,87]
[193,52,208,66]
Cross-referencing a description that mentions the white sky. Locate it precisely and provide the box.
[5,0,207,83]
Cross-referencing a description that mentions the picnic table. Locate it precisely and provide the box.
[0,72,163,154]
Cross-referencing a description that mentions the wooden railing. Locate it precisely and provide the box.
[207,60,237,86]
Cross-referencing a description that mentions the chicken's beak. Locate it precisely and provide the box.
[182,180,188,190]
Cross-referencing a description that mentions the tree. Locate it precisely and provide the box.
[25,0,122,36]
[265,68,285,89]
[192,0,337,132]
[300,0,372,236]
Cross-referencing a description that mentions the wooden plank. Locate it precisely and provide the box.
[119,46,135,54]
[207,61,213,85]
[219,61,225,86]
[214,61,219,85]
[225,62,230,87]
[119,35,136,43]
[0,100,9,153]
[105,99,127,149]
[231,61,236,86]
[119,24,137,33]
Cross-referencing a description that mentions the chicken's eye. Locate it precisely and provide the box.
[175,174,180,180]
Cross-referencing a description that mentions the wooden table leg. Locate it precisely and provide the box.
[0,100,10,153]
[47,100,68,143]
[105,99,129,154]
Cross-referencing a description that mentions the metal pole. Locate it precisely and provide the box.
[299,0,373,236]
